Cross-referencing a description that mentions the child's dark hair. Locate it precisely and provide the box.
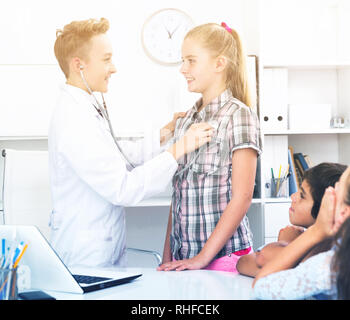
[303,162,347,220]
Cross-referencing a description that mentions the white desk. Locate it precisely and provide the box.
[45,267,254,300]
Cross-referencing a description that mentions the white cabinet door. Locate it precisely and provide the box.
[264,203,291,240]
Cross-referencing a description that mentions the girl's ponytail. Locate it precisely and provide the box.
[226,28,251,107]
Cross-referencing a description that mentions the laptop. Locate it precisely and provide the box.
[0,225,142,294]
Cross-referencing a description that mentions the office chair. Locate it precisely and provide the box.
[1,148,162,267]
[126,247,162,266]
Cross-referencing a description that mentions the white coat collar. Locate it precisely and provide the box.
[62,83,95,106]
[61,83,106,121]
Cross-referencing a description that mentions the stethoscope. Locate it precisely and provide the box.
[79,66,136,169]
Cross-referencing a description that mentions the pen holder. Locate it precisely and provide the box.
[0,267,18,300]
[271,177,288,198]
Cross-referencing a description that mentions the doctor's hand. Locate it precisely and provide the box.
[157,254,209,272]
[167,123,214,160]
[168,112,187,132]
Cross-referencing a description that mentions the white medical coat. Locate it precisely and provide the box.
[48,84,178,267]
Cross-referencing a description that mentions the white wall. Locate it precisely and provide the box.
[260,0,350,64]
[0,0,258,136]
[338,68,350,165]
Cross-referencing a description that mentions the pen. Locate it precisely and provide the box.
[277,165,282,180]
[284,164,290,179]
[13,243,29,269]
[2,239,5,258]
[276,172,291,197]
[275,165,282,196]
[12,241,23,264]
[4,243,16,269]
[271,168,276,196]
[1,239,5,268]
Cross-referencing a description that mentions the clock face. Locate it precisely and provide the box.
[141,8,194,65]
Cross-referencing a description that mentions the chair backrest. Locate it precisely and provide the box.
[2,149,52,239]
[126,247,162,267]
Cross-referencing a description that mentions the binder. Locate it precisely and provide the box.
[294,153,309,171]
[304,155,313,168]
[294,165,303,186]
[288,148,298,195]
[261,68,273,130]
[274,68,288,130]
[261,68,288,131]
[288,146,300,190]
[294,157,304,176]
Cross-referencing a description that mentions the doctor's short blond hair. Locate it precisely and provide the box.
[54,18,110,78]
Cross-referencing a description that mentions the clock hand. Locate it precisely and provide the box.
[163,24,172,39]
[169,24,180,39]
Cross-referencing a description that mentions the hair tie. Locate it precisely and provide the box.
[221,22,232,33]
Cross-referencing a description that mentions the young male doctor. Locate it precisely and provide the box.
[49,18,213,268]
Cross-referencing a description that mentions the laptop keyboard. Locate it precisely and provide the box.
[73,274,112,284]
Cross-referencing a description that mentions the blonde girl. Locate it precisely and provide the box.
[158,22,262,273]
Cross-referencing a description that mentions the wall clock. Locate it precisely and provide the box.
[141,8,194,65]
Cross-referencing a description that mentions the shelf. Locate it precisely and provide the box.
[132,197,262,207]
[0,136,48,141]
[0,133,145,141]
[128,197,263,207]
[264,197,291,204]
[2,129,349,140]
[264,128,350,135]
[128,197,171,207]
[263,62,350,69]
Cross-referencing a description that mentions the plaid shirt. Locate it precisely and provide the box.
[170,90,262,260]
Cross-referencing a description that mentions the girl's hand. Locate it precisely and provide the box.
[157,255,209,271]
[278,225,304,243]
[312,187,337,239]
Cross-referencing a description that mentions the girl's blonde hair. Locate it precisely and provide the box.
[185,23,251,107]
[54,18,110,78]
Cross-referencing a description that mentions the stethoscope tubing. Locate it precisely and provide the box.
[79,70,136,169]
